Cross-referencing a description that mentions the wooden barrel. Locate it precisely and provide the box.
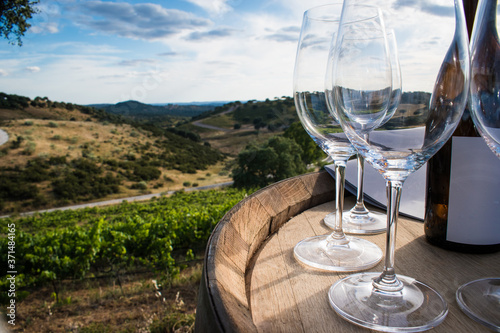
[195,171,335,333]
[195,171,500,332]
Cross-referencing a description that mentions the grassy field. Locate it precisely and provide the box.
[200,126,279,155]
[9,263,201,332]
[194,113,235,129]
[0,119,153,168]
[185,112,287,156]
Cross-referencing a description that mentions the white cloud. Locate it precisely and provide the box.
[118,59,157,67]
[25,66,41,73]
[75,1,212,40]
[12,3,302,104]
[185,0,232,16]
[0,69,8,76]
[271,0,339,18]
[30,22,59,34]
[141,11,299,103]
[29,1,63,34]
[5,0,306,104]
[187,27,236,41]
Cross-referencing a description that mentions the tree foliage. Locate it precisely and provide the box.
[0,0,39,46]
[232,136,306,188]
[51,159,121,201]
[0,92,30,108]
[283,122,326,164]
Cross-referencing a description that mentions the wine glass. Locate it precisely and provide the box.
[327,0,470,331]
[292,3,383,272]
[456,0,500,330]
[327,30,402,235]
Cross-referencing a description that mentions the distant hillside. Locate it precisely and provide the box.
[92,100,217,119]
[0,93,230,214]
[153,101,230,107]
[183,97,299,156]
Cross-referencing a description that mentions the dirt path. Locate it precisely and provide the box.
[0,181,234,218]
[191,105,239,132]
[192,121,230,131]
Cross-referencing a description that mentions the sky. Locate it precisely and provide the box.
[0,0,460,105]
[0,0,339,105]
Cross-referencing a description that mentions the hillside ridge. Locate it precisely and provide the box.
[91,99,218,118]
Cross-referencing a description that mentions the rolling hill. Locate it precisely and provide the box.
[0,93,231,214]
[0,92,310,214]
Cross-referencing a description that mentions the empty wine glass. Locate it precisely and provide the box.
[292,3,383,272]
[327,0,470,331]
[457,0,500,330]
[327,30,402,235]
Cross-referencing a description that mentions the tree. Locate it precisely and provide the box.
[232,136,306,188]
[1,0,40,46]
[284,122,326,164]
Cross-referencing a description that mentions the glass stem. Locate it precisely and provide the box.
[350,154,370,215]
[326,160,349,246]
[373,179,404,293]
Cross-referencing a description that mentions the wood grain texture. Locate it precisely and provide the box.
[195,171,500,333]
[249,200,500,332]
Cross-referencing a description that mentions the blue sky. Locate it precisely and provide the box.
[0,0,459,105]
[0,0,334,105]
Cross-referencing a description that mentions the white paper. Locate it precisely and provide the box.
[325,127,427,220]
[447,137,500,245]
[326,159,426,221]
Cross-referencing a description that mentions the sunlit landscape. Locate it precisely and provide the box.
[0,91,321,331]
[0,0,477,331]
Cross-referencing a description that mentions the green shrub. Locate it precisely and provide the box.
[22,141,36,155]
[133,165,161,181]
[131,181,148,190]
[233,136,306,188]
[11,136,24,149]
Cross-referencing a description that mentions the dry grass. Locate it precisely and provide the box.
[11,264,202,333]
[197,124,283,156]
[0,116,233,213]
[196,114,234,129]
[0,105,89,122]
[0,119,158,168]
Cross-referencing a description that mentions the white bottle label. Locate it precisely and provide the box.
[447,137,500,245]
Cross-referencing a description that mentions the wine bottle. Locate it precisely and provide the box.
[424,0,500,253]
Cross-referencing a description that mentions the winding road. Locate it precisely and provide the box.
[192,121,230,132]
[0,181,234,218]
[192,105,239,132]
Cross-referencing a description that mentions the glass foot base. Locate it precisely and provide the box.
[324,211,386,235]
[328,272,448,332]
[293,234,382,272]
[456,278,500,331]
